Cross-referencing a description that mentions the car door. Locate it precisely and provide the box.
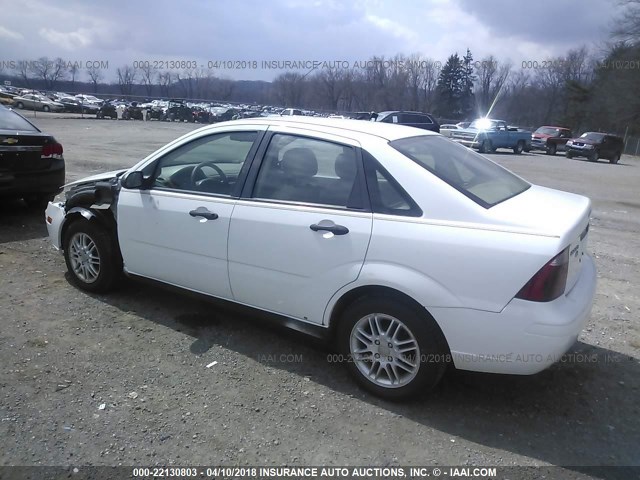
[117,128,264,299]
[228,130,373,324]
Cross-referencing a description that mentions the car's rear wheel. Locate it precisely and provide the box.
[338,296,449,400]
[610,152,621,164]
[63,219,119,293]
[513,140,525,154]
[546,144,556,155]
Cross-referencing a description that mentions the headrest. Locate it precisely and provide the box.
[281,148,318,178]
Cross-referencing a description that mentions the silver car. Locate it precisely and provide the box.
[13,94,64,112]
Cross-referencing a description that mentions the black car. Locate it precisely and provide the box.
[565,132,624,163]
[0,106,65,207]
[371,111,440,133]
[166,99,194,122]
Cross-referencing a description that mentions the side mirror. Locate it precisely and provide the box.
[122,171,145,189]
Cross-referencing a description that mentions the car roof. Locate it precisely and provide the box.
[215,116,439,142]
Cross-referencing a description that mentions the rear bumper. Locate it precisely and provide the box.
[431,254,597,374]
[0,161,65,196]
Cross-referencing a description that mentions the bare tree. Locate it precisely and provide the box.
[86,64,103,93]
[272,72,305,106]
[14,61,31,87]
[475,55,511,115]
[158,71,173,97]
[420,60,439,112]
[69,63,79,91]
[611,0,640,43]
[116,65,138,96]
[140,64,155,97]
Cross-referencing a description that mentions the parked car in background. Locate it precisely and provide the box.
[451,118,531,154]
[371,111,440,133]
[54,95,99,114]
[440,124,463,138]
[75,94,103,106]
[166,99,194,122]
[565,132,624,163]
[531,126,573,155]
[0,86,18,106]
[280,108,303,116]
[13,94,64,112]
[0,106,64,207]
[209,106,238,123]
[45,117,595,400]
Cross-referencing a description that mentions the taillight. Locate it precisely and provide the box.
[42,142,63,160]
[516,247,569,302]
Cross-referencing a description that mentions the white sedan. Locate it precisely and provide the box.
[45,117,596,399]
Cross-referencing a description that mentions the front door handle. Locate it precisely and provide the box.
[310,222,349,235]
[189,207,219,220]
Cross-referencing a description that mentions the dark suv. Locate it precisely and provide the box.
[0,106,65,207]
[565,132,624,163]
[372,111,440,133]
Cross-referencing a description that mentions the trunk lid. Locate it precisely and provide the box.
[0,130,55,172]
[487,185,591,293]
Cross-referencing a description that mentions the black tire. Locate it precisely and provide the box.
[24,193,55,210]
[479,140,492,154]
[513,140,525,154]
[566,151,573,159]
[96,112,103,119]
[337,296,449,400]
[43,105,50,112]
[546,144,556,156]
[610,152,621,164]
[588,151,599,162]
[16,102,24,109]
[63,219,120,293]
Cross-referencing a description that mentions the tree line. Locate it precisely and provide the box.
[2,2,639,135]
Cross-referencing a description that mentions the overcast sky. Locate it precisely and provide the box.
[0,0,622,82]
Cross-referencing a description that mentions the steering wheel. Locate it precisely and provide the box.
[190,161,229,189]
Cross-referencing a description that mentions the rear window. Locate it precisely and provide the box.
[390,135,530,208]
[0,107,39,132]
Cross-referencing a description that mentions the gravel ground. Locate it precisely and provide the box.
[1,116,638,479]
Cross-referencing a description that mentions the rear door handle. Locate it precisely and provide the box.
[310,222,349,235]
[189,207,218,220]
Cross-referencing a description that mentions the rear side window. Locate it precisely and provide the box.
[0,107,39,131]
[363,151,421,216]
[391,135,530,208]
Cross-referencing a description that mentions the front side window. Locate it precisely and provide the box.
[252,134,363,209]
[150,131,258,196]
[391,135,530,208]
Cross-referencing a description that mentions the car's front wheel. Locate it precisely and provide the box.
[338,297,449,400]
[546,144,556,155]
[588,151,599,162]
[63,219,120,293]
[16,102,24,109]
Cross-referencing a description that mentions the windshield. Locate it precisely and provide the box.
[390,135,530,208]
[580,132,605,141]
[535,127,561,135]
[0,107,39,131]
[469,119,499,130]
